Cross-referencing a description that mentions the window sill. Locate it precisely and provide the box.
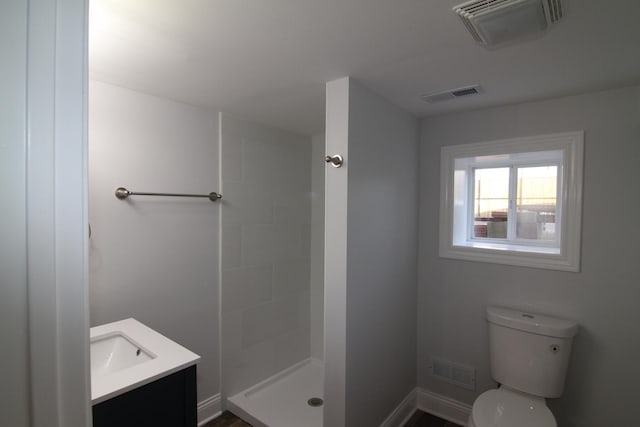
[440,243,577,272]
[458,241,560,255]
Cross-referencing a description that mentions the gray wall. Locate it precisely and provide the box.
[0,1,30,425]
[89,81,220,403]
[324,77,350,427]
[418,86,640,426]
[345,79,419,426]
[219,113,313,396]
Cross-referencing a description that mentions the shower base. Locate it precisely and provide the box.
[226,358,324,427]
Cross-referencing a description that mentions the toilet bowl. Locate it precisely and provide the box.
[468,387,556,427]
[468,306,578,427]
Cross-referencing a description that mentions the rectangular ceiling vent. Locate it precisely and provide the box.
[453,0,564,46]
[421,85,482,103]
[546,0,563,22]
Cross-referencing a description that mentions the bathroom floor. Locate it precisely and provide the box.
[404,410,462,427]
[204,409,460,427]
[204,411,252,427]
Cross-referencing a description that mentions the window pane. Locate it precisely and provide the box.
[516,166,557,240]
[474,167,509,239]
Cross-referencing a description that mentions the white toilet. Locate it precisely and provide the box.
[468,306,578,427]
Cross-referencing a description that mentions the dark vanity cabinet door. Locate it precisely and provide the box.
[93,365,197,427]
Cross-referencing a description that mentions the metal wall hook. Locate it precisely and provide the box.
[325,154,344,168]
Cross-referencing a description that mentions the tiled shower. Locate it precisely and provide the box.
[219,113,325,426]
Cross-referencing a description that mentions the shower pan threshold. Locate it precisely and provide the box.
[226,358,324,427]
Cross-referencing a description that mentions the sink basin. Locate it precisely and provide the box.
[91,332,154,378]
[90,318,200,404]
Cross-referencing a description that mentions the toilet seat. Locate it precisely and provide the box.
[470,388,556,427]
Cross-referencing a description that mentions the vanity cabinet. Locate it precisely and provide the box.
[92,365,197,427]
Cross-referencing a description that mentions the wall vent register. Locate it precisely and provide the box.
[430,357,476,390]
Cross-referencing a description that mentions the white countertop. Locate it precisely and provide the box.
[90,318,200,405]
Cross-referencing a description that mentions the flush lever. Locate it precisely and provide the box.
[325,154,344,168]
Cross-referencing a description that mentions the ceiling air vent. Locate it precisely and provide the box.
[453,0,564,46]
[421,85,482,103]
[546,0,563,22]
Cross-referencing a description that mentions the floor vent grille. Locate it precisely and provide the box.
[429,357,476,390]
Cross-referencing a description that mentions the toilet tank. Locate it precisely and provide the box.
[487,306,578,398]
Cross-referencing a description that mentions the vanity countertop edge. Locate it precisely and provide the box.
[90,318,200,405]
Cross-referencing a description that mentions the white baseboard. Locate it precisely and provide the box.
[203,387,470,427]
[225,398,268,427]
[197,393,222,426]
[416,388,472,426]
[380,388,418,427]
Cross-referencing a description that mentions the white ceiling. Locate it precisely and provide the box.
[90,0,640,135]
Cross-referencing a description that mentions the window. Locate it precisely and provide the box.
[440,132,583,271]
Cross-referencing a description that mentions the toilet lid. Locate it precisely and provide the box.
[472,388,556,427]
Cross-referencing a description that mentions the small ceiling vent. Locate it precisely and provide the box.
[453,0,564,46]
[421,85,482,103]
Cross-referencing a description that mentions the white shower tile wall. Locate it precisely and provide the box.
[220,113,313,397]
[309,134,325,361]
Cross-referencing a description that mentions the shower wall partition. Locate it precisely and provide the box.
[219,113,324,427]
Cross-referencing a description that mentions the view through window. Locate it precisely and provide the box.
[473,165,558,242]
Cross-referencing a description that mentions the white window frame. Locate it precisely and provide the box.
[439,131,584,272]
[464,153,562,248]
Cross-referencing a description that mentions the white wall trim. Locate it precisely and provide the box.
[378,387,472,427]
[416,389,472,426]
[439,131,584,272]
[225,399,268,427]
[379,388,417,427]
[197,394,222,426]
[26,0,91,426]
[216,111,225,427]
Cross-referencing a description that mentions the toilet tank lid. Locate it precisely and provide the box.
[486,306,578,338]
